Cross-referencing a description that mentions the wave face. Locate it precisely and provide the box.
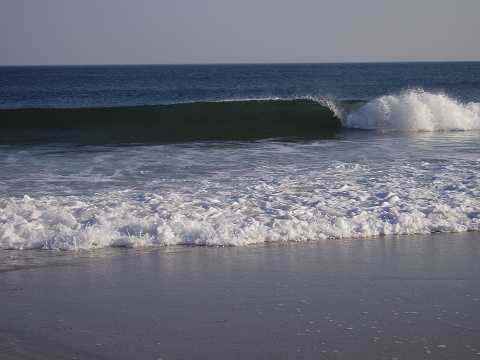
[0,99,341,143]
[1,91,479,144]
[340,90,480,131]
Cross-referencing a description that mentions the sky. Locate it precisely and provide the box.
[1,0,480,65]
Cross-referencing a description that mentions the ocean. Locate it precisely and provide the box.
[1,62,480,251]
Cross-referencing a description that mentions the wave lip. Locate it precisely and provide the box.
[340,90,480,132]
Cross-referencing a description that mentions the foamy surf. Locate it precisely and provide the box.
[337,90,480,131]
[1,89,480,250]
[2,156,479,250]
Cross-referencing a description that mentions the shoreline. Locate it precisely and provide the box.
[1,232,480,359]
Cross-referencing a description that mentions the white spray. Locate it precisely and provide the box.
[334,90,480,131]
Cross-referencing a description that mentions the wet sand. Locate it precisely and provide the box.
[1,233,480,359]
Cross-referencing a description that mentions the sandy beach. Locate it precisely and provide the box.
[1,233,480,360]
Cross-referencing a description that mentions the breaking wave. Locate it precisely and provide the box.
[0,99,340,144]
[1,90,479,144]
[341,90,480,131]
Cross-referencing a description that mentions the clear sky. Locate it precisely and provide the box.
[1,0,479,65]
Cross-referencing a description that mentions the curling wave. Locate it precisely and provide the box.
[0,99,341,144]
[0,90,478,144]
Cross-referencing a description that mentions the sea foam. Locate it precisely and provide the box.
[338,90,480,131]
[1,159,479,250]
[1,90,480,251]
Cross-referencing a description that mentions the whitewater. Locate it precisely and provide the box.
[1,90,479,250]
[337,90,480,131]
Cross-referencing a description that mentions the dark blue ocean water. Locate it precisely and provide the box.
[1,62,480,109]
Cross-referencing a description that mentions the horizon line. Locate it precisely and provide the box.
[1,60,480,67]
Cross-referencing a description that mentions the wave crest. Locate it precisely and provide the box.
[340,90,480,131]
[1,91,479,144]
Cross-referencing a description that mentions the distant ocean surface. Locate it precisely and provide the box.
[0,63,479,250]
